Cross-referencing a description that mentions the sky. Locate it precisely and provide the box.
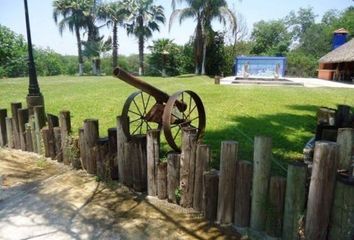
[0,0,353,56]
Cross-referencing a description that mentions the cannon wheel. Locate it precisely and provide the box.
[121,91,159,139]
[162,90,206,152]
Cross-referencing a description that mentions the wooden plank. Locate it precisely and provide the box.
[54,127,62,161]
[157,161,167,199]
[83,119,99,174]
[41,127,50,157]
[96,137,109,181]
[108,127,118,180]
[11,102,22,149]
[147,129,160,196]
[17,108,29,151]
[5,117,14,149]
[337,128,353,170]
[34,105,46,154]
[117,116,128,183]
[167,152,180,204]
[47,114,59,159]
[203,169,219,222]
[131,135,147,192]
[25,123,33,152]
[59,111,71,165]
[193,144,210,211]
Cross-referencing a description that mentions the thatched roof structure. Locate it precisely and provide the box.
[319,38,354,63]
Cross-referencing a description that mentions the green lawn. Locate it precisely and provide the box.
[1,75,354,174]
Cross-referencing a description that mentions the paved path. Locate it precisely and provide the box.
[0,149,239,240]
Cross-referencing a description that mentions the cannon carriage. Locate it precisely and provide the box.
[113,67,206,151]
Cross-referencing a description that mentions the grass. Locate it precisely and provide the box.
[1,75,354,174]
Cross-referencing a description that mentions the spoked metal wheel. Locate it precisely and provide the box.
[121,91,160,139]
[162,90,206,152]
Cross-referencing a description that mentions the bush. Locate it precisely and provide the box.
[286,51,318,77]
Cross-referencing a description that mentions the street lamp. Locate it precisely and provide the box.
[23,0,44,115]
[161,50,169,77]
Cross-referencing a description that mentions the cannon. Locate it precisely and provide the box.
[113,67,206,152]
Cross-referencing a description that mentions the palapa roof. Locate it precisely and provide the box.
[319,38,354,63]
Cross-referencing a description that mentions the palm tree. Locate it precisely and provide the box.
[125,0,165,76]
[170,0,236,75]
[97,1,129,70]
[53,0,92,75]
[83,36,112,75]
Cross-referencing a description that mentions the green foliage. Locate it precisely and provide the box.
[0,24,27,78]
[222,41,253,76]
[147,38,182,76]
[34,48,65,76]
[205,31,225,76]
[251,20,291,56]
[179,40,195,74]
[285,7,317,42]
[286,51,318,77]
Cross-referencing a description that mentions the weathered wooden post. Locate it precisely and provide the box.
[25,123,33,152]
[60,111,71,165]
[282,162,307,240]
[96,137,109,180]
[305,141,339,240]
[108,128,118,180]
[234,160,253,228]
[336,104,352,128]
[214,75,221,85]
[131,135,147,192]
[265,176,286,238]
[203,169,219,222]
[18,108,29,151]
[47,114,59,159]
[123,142,133,187]
[34,105,46,154]
[83,119,99,174]
[30,116,37,152]
[5,117,14,148]
[78,128,85,168]
[157,161,167,199]
[41,127,50,157]
[117,116,128,183]
[193,144,210,211]
[167,152,180,204]
[0,109,7,147]
[336,128,353,170]
[147,129,160,196]
[11,102,22,149]
[70,138,81,169]
[54,127,62,161]
[217,141,238,225]
[328,175,354,239]
[180,127,197,208]
[250,136,272,231]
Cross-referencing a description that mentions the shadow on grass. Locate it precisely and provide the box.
[204,104,319,175]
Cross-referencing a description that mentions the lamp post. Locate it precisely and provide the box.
[23,0,44,115]
[161,50,169,78]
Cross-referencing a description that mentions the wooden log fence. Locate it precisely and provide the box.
[1,99,353,240]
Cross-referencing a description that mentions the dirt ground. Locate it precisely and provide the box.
[0,148,240,240]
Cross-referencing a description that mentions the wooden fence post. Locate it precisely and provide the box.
[11,102,22,149]
[265,176,286,238]
[217,141,238,225]
[157,161,167,199]
[282,162,307,240]
[337,128,353,170]
[5,117,14,149]
[203,169,219,222]
[78,128,85,168]
[193,144,210,211]
[147,129,160,196]
[117,116,128,183]
[131,135,147,192]
[30,116,37,153]
[41,127,50,157]
[18,108,29,151]
[60,111,71,165]
[305,141,339,240]
[108,127,118,180]
[0,109,7,147]
[34,105,46,154]
[167,152,180,204]
[54,127,62,161]
[336,104,352,128]
[96,137,109,181]
[83,119,99,174]
[328,176,354,239]
[234,160,253,228]
[70,138,81,169]
[180,127,197,208]
[47,114,59,159]
[123,142,133,187]
[25,123,33,152]
[250,136,272,231]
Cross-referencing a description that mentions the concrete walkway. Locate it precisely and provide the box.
[221,76,354,88]
[0,149,239,240]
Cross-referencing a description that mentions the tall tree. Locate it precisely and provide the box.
[169,0,236,75]
[53,0,92,75]
[285,7,317,43]
[97,1,129,70]
[125,0,165,76]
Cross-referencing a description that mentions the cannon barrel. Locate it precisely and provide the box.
[113,67,187,111]
[114,67,170,103]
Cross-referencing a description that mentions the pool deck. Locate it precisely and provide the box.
[221,76,354,88]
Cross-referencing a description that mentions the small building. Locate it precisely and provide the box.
[234,56,287,78]
[318,29,354,81]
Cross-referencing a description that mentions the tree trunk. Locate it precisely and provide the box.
[75,26,83,76]
[201,34,207,75]
[112,21,118,69]
[194,19,203,75]
[138,34,144,76]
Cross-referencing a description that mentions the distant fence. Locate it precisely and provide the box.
[0,102,353,240]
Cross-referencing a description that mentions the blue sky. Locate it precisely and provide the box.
[0,0,352,56]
